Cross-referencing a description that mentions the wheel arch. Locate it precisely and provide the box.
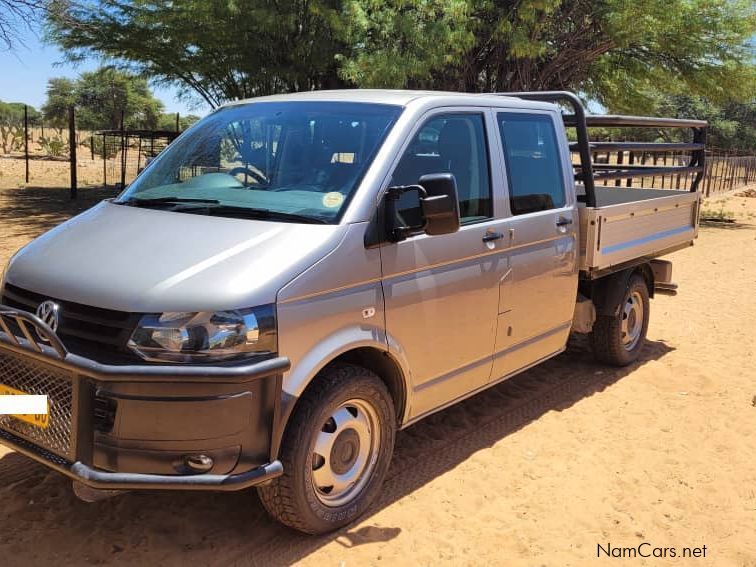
[272,346,409,459]
[589,263,654,317]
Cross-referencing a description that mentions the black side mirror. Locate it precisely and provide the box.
[417,173,460,236]
[384,173,461,242]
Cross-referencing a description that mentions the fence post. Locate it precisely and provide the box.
[68,106,77,200]
[704,152,713,197]
[725,154,734,192]
[102,132,107,187]
[675,152,682,189]
[661,153,668,189]
[24,105,29,184]
[615,151,624,187]
[603,152,609,186]
[176,112,180,132]
[120,110,126,189]
[639,153,646,187]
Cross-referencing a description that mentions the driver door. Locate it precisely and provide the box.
[380,110,507,419]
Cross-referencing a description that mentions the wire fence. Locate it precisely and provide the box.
[701,152,756,196]
[588,149,756,196]
[0,106,182,196]
[1,105,755,199]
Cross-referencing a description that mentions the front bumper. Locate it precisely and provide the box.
[0,306,289,491]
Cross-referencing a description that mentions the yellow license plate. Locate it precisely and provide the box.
[0,384,50,429]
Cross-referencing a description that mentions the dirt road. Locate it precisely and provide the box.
[0,188,755,566]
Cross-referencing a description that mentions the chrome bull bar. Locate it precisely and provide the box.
[0,305,68,359]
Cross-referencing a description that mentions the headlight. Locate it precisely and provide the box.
[127,305,276,363]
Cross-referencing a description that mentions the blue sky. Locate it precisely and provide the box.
[0,28,210,117]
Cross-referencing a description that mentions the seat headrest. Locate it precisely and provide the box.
[438,120,472,161]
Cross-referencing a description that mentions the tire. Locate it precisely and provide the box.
[258,363,396,534]
[591,273,650,366]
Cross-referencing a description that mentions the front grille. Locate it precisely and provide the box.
[0,351,74,458]
[1,284,142,362]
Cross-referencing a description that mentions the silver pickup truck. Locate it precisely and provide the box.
[0,90,706,533]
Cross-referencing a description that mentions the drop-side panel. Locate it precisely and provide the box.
[579,191,699,272]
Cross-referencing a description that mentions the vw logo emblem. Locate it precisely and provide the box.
[36,300,61,333]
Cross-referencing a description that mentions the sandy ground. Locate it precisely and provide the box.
[0,186,755,566]
[0,155,135,191]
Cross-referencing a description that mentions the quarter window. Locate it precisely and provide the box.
[391,113,492,226]
[497,113,566,215]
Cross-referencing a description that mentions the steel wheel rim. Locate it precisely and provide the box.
[621,290,644,351]
[310,398,381,507]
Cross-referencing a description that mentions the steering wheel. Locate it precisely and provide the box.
[229,166,268,185]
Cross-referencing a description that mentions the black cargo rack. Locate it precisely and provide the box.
[495,91,707,208]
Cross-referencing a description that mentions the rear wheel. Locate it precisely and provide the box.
[591,273,650,366]
[258,364,395,534]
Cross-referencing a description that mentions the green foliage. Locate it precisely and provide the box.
[38,135,69,157]
[42,68,165,130]
[0,100,41,125]
[653,96,756,152]
[41,78,77,129]
[699,202,735,222]
[47,1,347,107]
[47,0,755,121]
[0,125,23,154]
[157,113,201,132]
[81,135,118,159]
[336,0,473,88]
[0,100,40,154]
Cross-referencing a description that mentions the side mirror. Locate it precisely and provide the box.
[417,173,460,236]
[384,173,460,242]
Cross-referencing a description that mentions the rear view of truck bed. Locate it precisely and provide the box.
[578,187,699,273]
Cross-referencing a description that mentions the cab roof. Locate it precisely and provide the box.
[221,89,557,111]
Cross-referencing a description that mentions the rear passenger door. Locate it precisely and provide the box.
[489,110,579,381]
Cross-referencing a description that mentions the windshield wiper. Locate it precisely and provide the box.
[118,198,328,224]
[118,196,221,207]
[199,205,329,224]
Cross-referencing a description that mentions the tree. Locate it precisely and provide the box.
[47,0,755,115]
[48,0,347,108]
[0,0,45,50]
[41,68,165,130]
[652,96,756,152]
[336,0,473,89]
[41,77,76,129]
[0,100,40,154]
[157,112,201,132]
[341,0,755,111]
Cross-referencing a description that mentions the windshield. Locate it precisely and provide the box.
[116,101,402,223]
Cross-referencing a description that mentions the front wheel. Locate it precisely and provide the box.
[258,364,395,534]
[591,273,650,366]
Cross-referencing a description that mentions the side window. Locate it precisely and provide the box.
[497,113,566,215]
[390,113,492,226]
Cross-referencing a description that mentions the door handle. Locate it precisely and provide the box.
[556,217,573,227]
[482,231,504,243]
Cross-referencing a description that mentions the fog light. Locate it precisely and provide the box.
[183,454,214,473]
